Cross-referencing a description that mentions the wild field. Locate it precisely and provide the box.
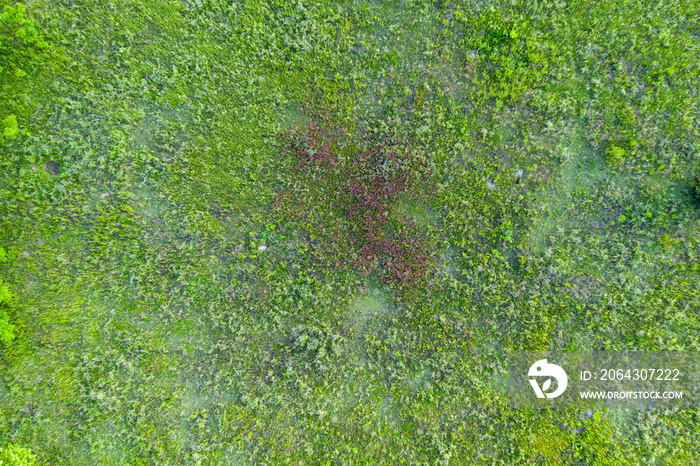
[1,0,699,464]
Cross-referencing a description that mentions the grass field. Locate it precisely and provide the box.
[1,0,700,464]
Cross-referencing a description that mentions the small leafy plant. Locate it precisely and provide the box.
[605,144,625,164]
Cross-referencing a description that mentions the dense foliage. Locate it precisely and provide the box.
[0,0,699,464]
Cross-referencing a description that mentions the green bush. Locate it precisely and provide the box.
[0,444,36,466]
[0,282,15,346]
[1,114,18,140]
[0,246,14,346]
[0,1,47,75]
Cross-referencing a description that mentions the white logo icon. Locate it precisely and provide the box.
[528,359,568,399]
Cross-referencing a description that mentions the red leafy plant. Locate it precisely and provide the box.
[273,103,438,293]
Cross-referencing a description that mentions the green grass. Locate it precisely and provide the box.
[1,0,700,464]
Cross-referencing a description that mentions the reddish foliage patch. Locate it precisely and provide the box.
[273,104,437,293]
